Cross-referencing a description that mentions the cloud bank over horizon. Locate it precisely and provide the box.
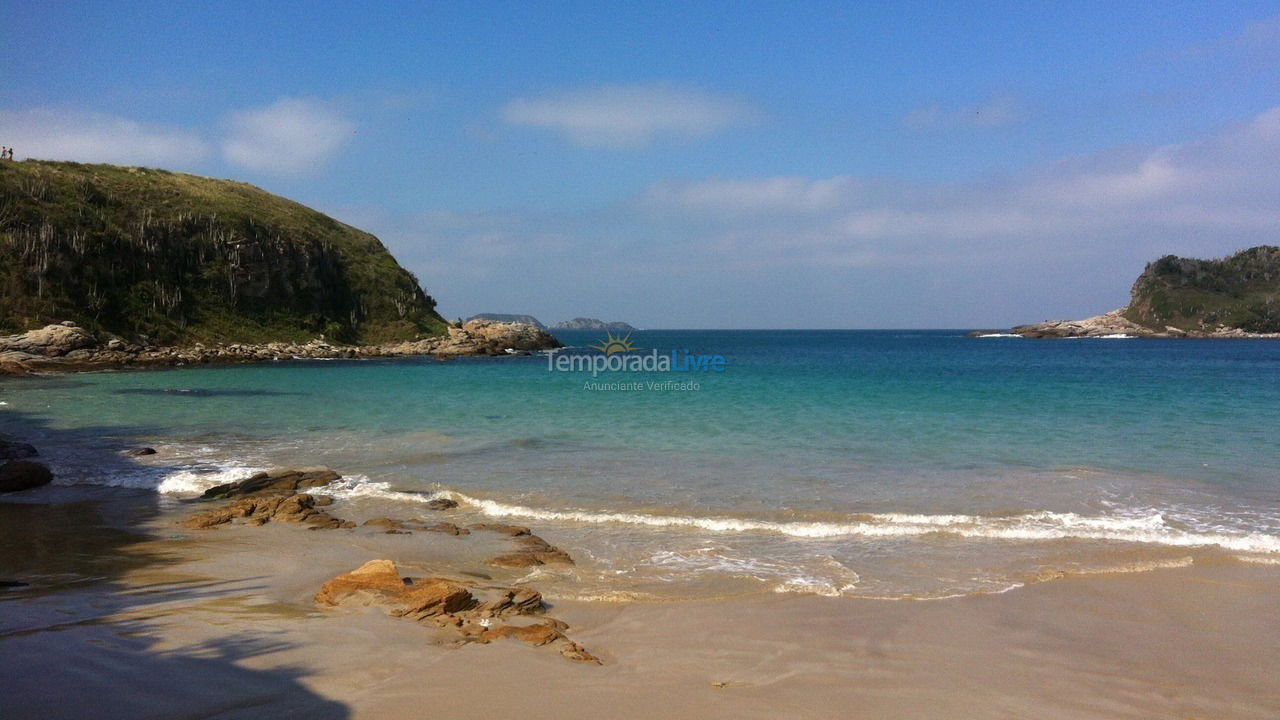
[359,105,1280,328]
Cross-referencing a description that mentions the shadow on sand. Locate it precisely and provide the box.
[0,405,349,719]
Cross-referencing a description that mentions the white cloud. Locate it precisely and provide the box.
[221,97,354,174]
[0,109,209,167]
[642,176,860,214]
[903,95,1027,130]
[502,84,754,148]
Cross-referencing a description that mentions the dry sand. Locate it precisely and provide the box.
[1,494,1277,719]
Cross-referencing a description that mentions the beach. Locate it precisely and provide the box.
[3,330,1279,717]
[1,490,1277,719]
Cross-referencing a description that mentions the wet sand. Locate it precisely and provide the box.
[1,495,1278,719]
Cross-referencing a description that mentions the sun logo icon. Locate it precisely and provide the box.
[590,331,639,355]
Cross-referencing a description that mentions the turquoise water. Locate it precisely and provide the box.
[4,330,1279,598]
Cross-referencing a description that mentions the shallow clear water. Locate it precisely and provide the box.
[4,330,1279,599]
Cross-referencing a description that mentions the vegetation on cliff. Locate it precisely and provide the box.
[0,161,447,344]
[1123,246,1280,333]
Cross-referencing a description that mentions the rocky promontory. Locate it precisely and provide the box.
[999,247,1280,338]
[0,318,561,376]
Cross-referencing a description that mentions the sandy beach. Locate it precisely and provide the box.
[2,490,1277,720]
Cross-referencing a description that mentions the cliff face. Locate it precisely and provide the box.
[0,161,447,344]
[1123,246,1280,333]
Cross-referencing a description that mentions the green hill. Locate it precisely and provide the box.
[1123,246,1280,333]
[0,160,447,344]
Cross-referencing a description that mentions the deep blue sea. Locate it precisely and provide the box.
[4,330,1279,599]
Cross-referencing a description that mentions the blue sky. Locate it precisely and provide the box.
[3,1,1279,327]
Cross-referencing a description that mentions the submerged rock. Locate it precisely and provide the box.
[474,526,575,568]
[0,460,53,493]
[121,447,157,457]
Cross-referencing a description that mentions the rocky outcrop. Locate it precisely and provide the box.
[0,322,97,356]
[198,467,341,500]
[550,318,637,331]
[182,492,355,530]
[182,467,353,529]
[1010,309,1157,338]
[315,559,599,663]
[382,319,561,357]
[0,319,561,375]
[0,460,53,493]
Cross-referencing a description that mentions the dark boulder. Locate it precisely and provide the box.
[0,460,53,493]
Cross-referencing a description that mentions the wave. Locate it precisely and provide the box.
[149,471,1280,557]
[974,333,1023,338]
[441,491,1280,555]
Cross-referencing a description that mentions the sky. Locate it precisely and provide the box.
[2,1,1279,328]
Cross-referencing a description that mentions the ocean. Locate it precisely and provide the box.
[4,329,1279,600]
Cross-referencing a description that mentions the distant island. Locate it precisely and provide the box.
[465,315,638,332]
[1001,246,1280,338]
[550,318,637,331]
[465,314,547,330]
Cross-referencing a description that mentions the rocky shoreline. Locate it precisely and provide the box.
[981,308,1280,339]
[177,466,600,663]
[0,435,599,663]
[0,319,561,376]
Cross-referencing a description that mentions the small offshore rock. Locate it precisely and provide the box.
[122,447,157,457]
[424,498,459,511]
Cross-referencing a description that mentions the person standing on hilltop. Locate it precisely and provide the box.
[0,147,8,160]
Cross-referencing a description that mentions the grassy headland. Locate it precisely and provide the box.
[0,161,447,344]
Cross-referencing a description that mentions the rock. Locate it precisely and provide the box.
[121,447,157,457]
[424,497,459,511]
[314,560,595,662]
[315,559,478,618]
[0,323,97,357]
[559,642,603,664]
[1010,309,1154,338]
[182,493,354,530]
[478,622,563,646]
[0,439,39,460]
[198,467,341,499]
[0,460,54,493]
[486,532,575,568]
[469,523,531,536]
[362,517,470,536]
